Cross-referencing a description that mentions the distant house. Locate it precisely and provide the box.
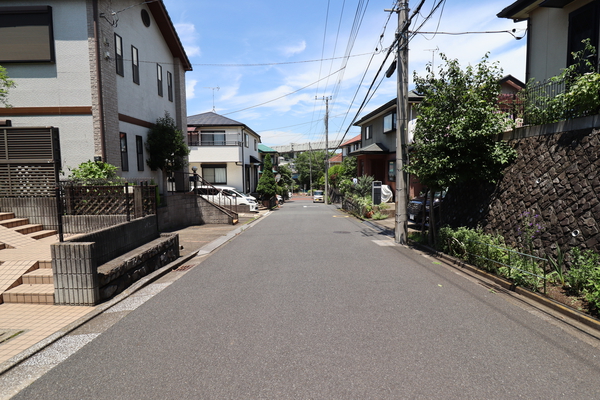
[339,134,362,159]
[498,0,599,83]
[258,144,279,177]
[0,0,191,192]
[187,112,261,193]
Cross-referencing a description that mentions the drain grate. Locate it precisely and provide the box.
[333,231,351,234]
[0,329,26,345]
[175,264,194,271]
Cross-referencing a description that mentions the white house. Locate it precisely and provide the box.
[0,0,191,191]
[498,0,599,83]
[187,112,261,194]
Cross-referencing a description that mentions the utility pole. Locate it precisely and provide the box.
[308,142,313,194]
[318,96,332,205]
[394,1,409,244]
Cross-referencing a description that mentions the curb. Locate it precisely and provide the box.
[0,213,269,376]
[410,241,600,336]
[361,217,600,336]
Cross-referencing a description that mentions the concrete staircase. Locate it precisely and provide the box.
[0,211,57,305]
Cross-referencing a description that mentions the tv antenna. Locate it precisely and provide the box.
[204,86,220,112]
[425,47,439,72]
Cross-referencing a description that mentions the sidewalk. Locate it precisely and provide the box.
[0,210,268,373]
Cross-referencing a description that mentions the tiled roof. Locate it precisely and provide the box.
[341,134,361,147]
[187,112,244,127]
[258,144,277,153]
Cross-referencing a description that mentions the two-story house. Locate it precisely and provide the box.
[498,0,599,83]
[0,1,191,192]
[187,112,261,194]
[351,92,423,198]
[339,134,361,159]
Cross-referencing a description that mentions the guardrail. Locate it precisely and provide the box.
[446,238,549,294]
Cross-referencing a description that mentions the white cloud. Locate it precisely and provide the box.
[280,40,307,57]
[186,79,197,100]
[175,22,201,57]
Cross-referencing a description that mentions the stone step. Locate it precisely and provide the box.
[0,218,30,229]
[22,268,53,285]
[13,223,43,235]
[0,212,16,221]
[27,230,58,240]
[2,284,54,304]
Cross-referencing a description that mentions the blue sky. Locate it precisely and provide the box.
[162,0,526,147]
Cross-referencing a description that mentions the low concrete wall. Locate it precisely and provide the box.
[52,215,165,306]
[68,215,159,266]
[157,192,235,230]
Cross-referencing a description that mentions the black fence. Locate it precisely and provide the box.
[503,74,600,126]
[0,180,157,242]
[57,181,157,239]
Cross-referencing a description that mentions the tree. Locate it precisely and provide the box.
[277,163,294,197]
[145,112,189,196]
[0,65,16,107]
[257,154,277,202]
[404,54,517,243]
[294,150,327,190]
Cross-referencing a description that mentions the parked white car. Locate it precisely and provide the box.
[192,185,258,212]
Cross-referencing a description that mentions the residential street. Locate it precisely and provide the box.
[9,200,600,399]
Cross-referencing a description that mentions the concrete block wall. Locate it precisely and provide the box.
[69,215,159,265]
[157,192,234,231]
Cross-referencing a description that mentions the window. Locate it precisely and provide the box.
[388,160,396,181]
[167,71,173,102]
[200,131,226,146]
[254,139,257,151]
[568,2,599,72]
[202,165,227,184]
[157,64,163,96]
[131,46,139,84]
[365,125,373,140]
[188,131,199,146]
[120,133,129,171]
[0,6,55,63]
[136,135,144,171]
[115,34,124,76]
[383,112,396,132]
[244,133,249,147]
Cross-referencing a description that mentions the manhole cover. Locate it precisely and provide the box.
[0,329,26,345]
[333,231,351,234]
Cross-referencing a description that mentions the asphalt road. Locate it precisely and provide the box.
[10,200,600,399]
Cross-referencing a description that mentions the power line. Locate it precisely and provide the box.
[221,67,345,116]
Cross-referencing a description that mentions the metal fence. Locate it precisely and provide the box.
[57,181,157,239]
[446,238,549,294]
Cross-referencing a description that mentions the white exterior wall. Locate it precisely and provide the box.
[113,1,178,124]
[527,0,597,82]
[111,0,180,184]
[2,0,95,171]
[188,128,261,191]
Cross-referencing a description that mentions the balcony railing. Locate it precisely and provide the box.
[188,138,240,147]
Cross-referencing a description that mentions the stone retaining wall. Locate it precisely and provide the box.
[443,115,600,256]
[97,233,179,301]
